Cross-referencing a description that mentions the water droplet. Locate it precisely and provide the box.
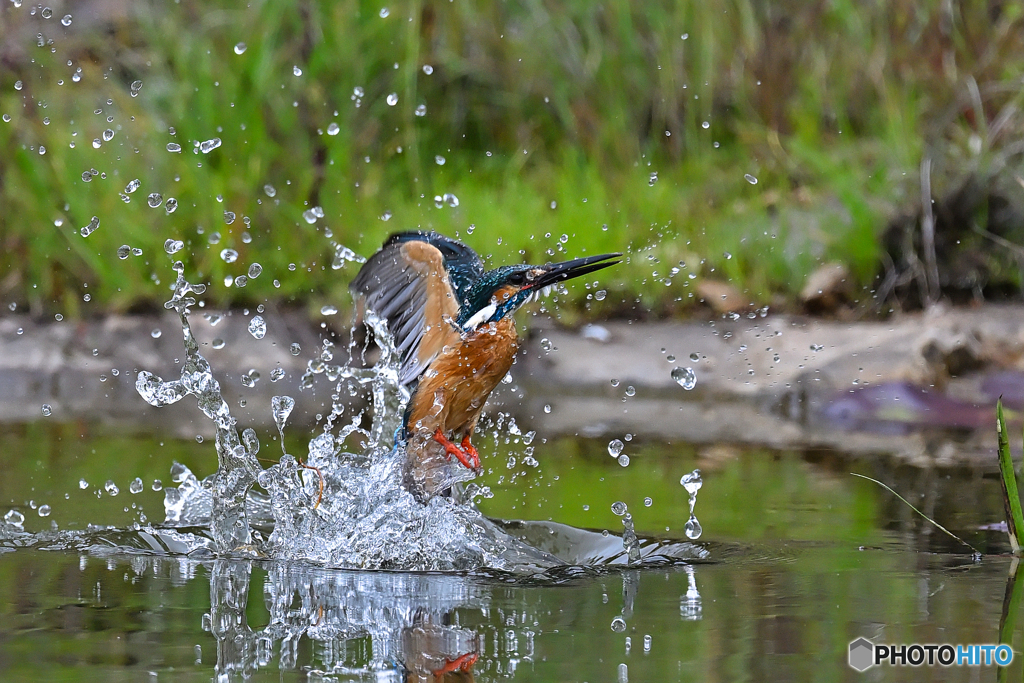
[131,247,143,256]
[151,480,163,492]
[326,121,340,136]
[234,275,248,288]
[166,142,181,153]
[104,480,119,496]
[543,404,552,414]
[321,305,338,316]
[644,497,653,507]
[13,81,22,91]
[292,65,302,76]
[54,314,63,322]
[199,137,221,153]
[262,184,277,199]
[222,211,235,225]
[164,239,184,255]
[611,501,627,516]
[610,616,627,632]
[810,343,824,352]
[220,249,238,263]
[79,216,99,237]
[129,477,144,494]
[608,439,624,457]
[379,7,389,17]
[40,404,52,416]
[386,92,398,106]
[672,366,697,390]
[61,14,72,26]
[421,64,434,75]
[124,178,140,194]
[247,263,262,279]
[117,245,131,259]
[92,138,101,149]
[680,470,702,495]
[624,385,636,397]
[248,315,266,339]
[130,80,143,97]
[151,329,161,339]
[81,171,93,182]
[744,173,758,184]
[103,128,114,142]
[234,42,247,55]
[79,479,89,489]
[649,172,658,186]
[4,510,24,527]
[433,195,444,208]
[165,198,178,213]
[353,86,364,98]
[272,395,295,433]
[617,454,630,467]
[147,193,163,208]
[38,504,51,517]
[701,121,710,129]
[413,104,427,117]
[241,372,257,388]
[289,343,301,356]
[211,338,225,350]
[685,518,703,539]
[444,192,459,207]
[270,367,285,382]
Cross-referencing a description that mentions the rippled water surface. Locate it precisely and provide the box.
[1,421,1021,682]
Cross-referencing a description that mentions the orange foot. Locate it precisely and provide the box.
[433,429,481,470]
[433,652,478,676]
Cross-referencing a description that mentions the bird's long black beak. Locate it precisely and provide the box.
[530,252,622,290]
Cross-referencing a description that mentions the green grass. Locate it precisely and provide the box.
[0,0,1021,317]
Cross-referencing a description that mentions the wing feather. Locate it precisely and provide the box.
[351,236,462,386]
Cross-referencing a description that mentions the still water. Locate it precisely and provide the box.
[0,422,1017,682]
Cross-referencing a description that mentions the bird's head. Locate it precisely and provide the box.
[457,252,621,330]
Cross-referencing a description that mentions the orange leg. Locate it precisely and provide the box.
[433,429,480,470]
[432,652,478,676]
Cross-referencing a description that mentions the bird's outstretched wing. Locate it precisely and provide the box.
[350,231,483,386]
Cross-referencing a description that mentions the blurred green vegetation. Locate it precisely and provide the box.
[1,0,1023,318]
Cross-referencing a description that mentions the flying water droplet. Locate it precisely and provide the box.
[610,616,626,632]
[271,395,295,434]
[129,477,144,494]
[444,193,459,207]
[414,104,426,116]
[435,155,445,165]
[422,64,433,74]
[270,367,285,382]
[40,404,52,416]
[289,343,301,356]
[611,501,627,516]
[234,42,247,55]
[379,7,389,17]
[117,245,131,259]
[327,122,340,135]
[671,366,697,390]
[744,173,758,184]
[104,480,119,496]
[223,211,235,225]
[124,178,140,194]
[37,504,51,517]
[3,510,24,527]
[79,216,99,237]
[321,305,338,316]
[292,65,302,76]
[810,343,824,352]
[649,172,658,186]
[617,454,630,467]
[644,497,653,507]
[386,92,398,106]
[220,249,238,263]
[103,128,114,141]
[129,80,143,97]
[147,193,163,208]
[61,14,72,26]
[247,263,262,279]
[680,469,703,539]
[164,198,178,213]
[199,137,221,153]
[248,315,266,339]
[164,239,184,255]
[608,439,624,457]
[166,142,181,153]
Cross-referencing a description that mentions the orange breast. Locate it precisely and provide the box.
[407,317,520,438]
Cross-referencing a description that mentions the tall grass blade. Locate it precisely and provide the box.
[996,399,1024,554]
[850,473,979,555]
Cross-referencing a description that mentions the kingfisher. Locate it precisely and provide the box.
[351,230,620,501]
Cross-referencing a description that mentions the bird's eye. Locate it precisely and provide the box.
[508,272,526,286]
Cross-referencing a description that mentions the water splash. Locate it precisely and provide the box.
[680,469,703,539]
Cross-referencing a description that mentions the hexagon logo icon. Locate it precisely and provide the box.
[849,637,875,672]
